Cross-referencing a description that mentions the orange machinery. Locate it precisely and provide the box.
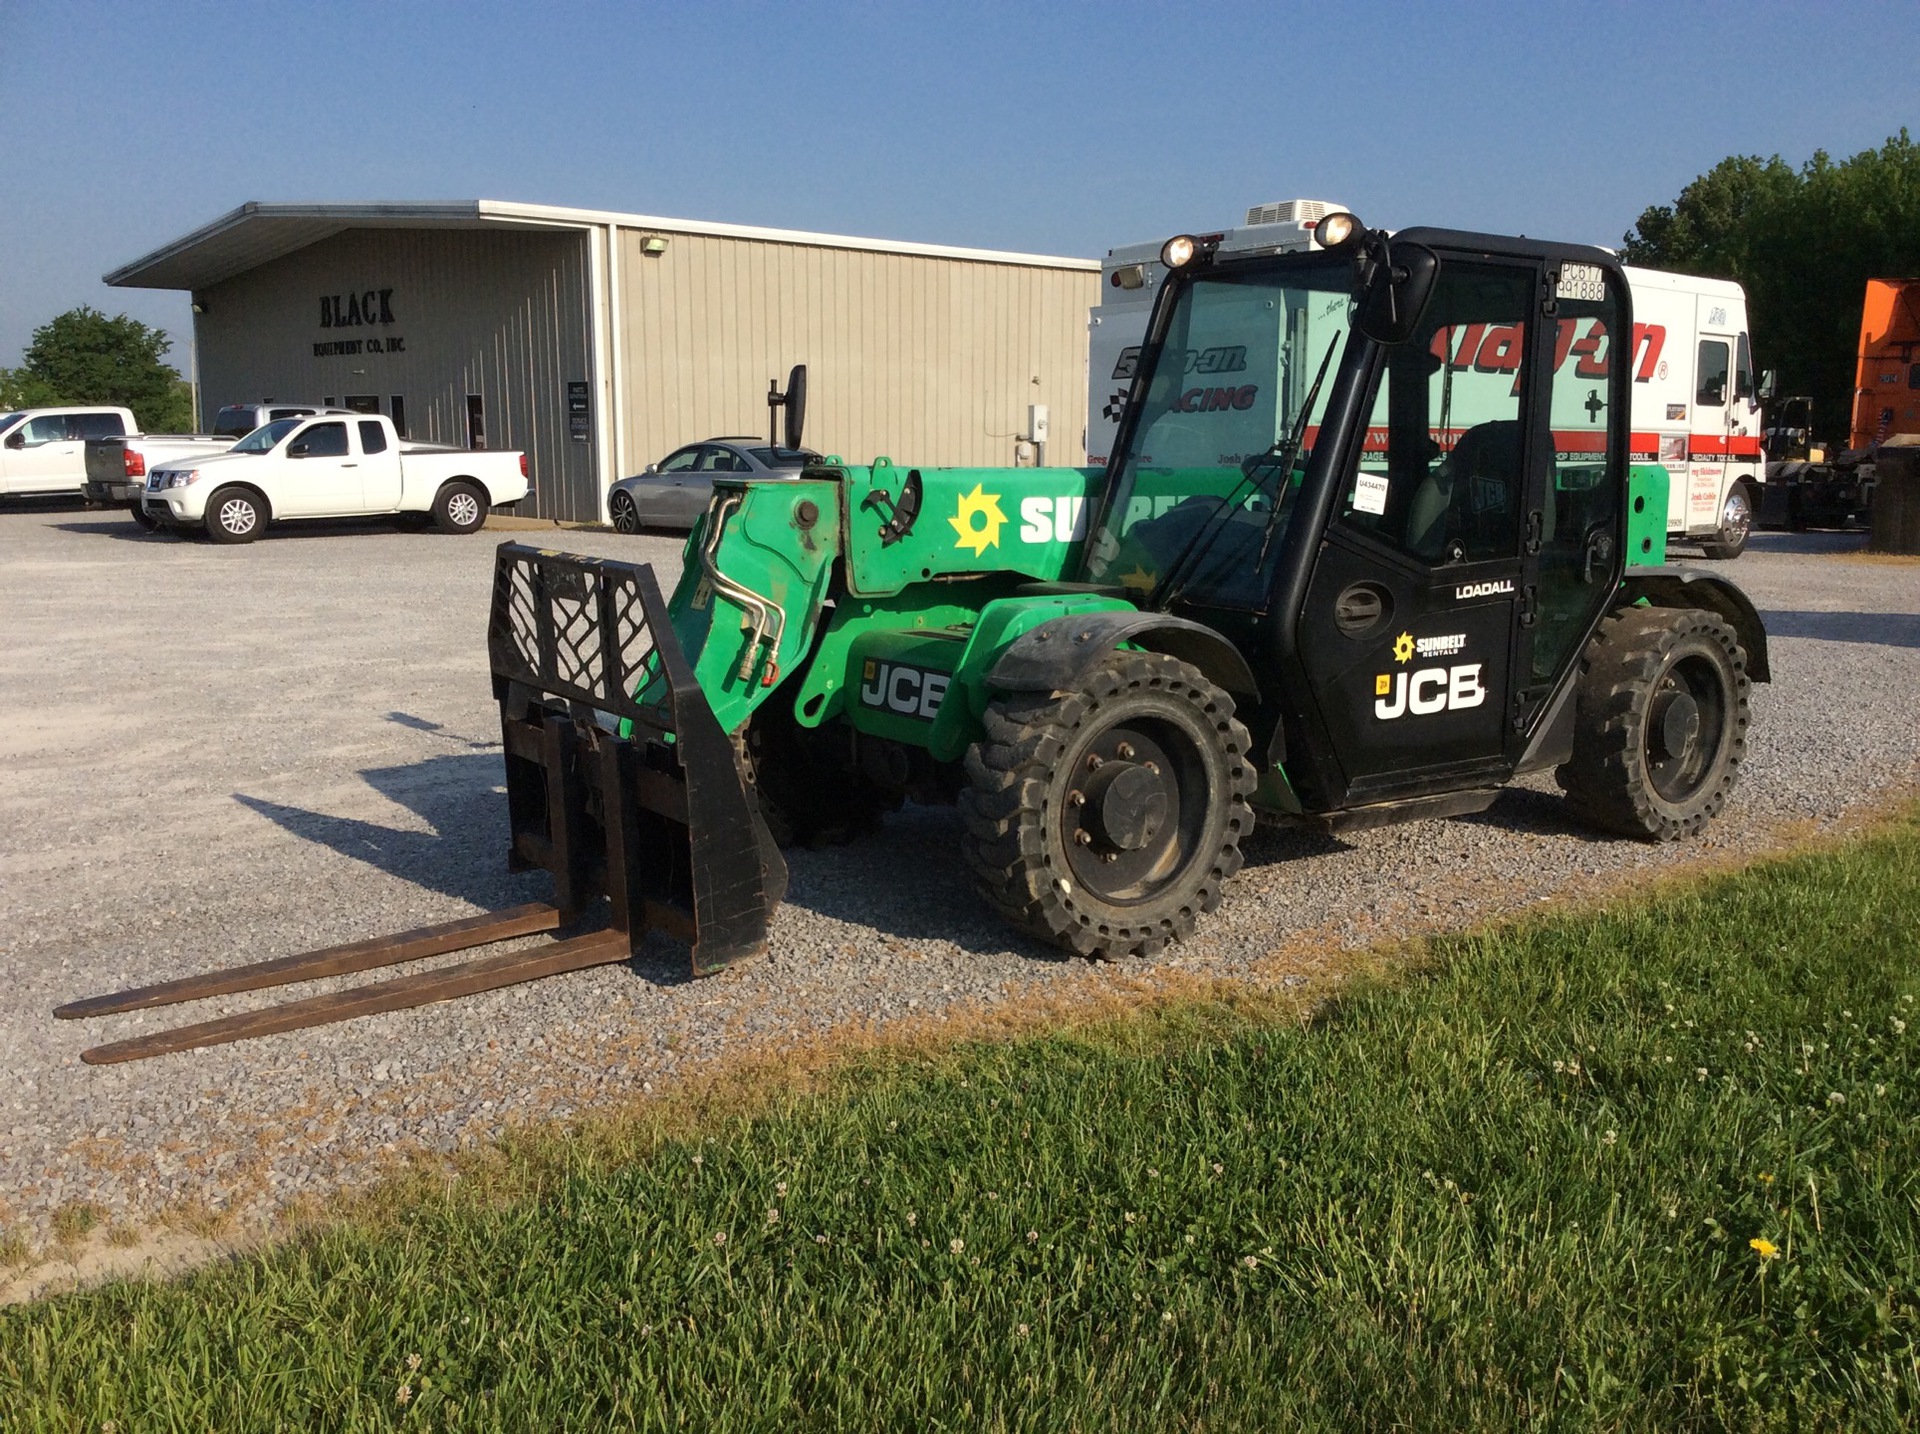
[1851,278,1920,450]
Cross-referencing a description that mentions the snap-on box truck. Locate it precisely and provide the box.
[1088,202,1764,557]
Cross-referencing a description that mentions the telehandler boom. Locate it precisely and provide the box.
[63,214,1769,1061]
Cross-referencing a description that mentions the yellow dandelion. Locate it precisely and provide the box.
[1750,1237,1779,1261]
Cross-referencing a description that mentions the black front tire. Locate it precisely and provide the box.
[960,652,1255,958]
[1558,606,1750,841]
[130,504,159,532]
[433,482,488,534]
[610,491,641,534]
[205,488,265,544]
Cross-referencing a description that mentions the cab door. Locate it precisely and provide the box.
[1296,257,1539,805]
[1688,301,1735,535]
[2,414,83,494]
[277,419,361,515]
[354,419,403,509]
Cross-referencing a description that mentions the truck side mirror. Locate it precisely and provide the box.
[287,440,310,458]
[1354,240,1440,346]
[3,430,22,450]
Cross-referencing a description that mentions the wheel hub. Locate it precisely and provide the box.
[1084,762,1168,851]
[1650,689,1701,760]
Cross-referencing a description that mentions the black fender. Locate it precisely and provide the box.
[1618,567,1770,682]
[986,611,1259,697]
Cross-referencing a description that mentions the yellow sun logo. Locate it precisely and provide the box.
[1392,631,1415,664]
[1119,564,1157,592]
[949,483,1007,555]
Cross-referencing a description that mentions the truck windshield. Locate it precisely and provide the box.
[1084,255,1356,610]
[229,419,302,454]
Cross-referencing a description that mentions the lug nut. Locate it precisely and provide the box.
[1101,852,1117,863]
[1144,761,1158,775]
[1074,829,1092,846]
[1116,742,1134,760]
[1068,790,1085,807]
[1087,754,1104,770]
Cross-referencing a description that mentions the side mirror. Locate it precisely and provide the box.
[644,462,657,474]
[1354,239,1440,346]
[3,430,22,450]
[1758,370,1778,401]
[287,441,310,458]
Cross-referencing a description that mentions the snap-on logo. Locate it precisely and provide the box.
[1455,580,1515,600]
[859,661,948,721]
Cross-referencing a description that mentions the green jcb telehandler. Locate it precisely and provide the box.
[62,213,1769,1063]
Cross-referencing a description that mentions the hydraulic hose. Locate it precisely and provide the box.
[699,492,786,685]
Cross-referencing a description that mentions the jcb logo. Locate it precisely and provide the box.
[859,661,949,721]
[1374,664,1486,720]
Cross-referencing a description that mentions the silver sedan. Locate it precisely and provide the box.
[608,438,819,532]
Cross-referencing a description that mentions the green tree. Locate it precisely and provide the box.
[0,366,59,410]
[1624,130,1920,442]
[17,307,193,431]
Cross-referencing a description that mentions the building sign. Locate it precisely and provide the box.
[313,286,405,357]
[568,381,590,442]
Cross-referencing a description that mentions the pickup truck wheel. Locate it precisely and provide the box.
[130,504,159,532]
[1558,606,1750,841]
[205,488,265,544]
[961,652,1255,959]
[433,482,487,534]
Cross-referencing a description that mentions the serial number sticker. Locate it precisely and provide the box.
[1556,264,1607,302]
[1352,472,1390,515]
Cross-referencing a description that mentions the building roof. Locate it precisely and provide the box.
[105,200,1100,291]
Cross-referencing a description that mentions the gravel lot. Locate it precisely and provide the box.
[2,503,1917,1246]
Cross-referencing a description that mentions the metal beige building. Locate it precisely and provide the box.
[106,201,1100,522]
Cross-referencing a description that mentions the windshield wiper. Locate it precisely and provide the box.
[1151,334,1340,610]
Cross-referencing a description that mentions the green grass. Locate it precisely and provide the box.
[5,818,1920,1431]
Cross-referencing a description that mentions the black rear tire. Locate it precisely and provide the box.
[1557,606,1750,841]
[960,652,1254,958]
[205,488,265,544]
[130,504,159,532]
[611,491,641,534]
[433,481,488,534]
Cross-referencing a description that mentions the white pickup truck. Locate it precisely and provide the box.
[84,432,237,526]
[142,412,530,542]
[0,406,137,496]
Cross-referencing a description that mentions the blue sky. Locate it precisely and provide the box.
[3,0,1915,370]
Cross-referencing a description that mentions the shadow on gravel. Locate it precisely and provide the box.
[1758,610,1920,649]
[51,520,166,542]
[233,752,538,909]
[1738,531,1871,557]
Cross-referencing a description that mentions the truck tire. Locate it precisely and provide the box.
[1557,606,1750,841]
[960,651,1255,958]
[130,504,159,532]
[1699,483,1754,559]
[433,481,488,534]
[205,488,265,544]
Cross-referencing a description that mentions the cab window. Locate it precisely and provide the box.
[1696,341,1730,406]
[295,422,350,458]
[357,420,389,454]
[1338,262,1532,567]
[1734,334,1754,401]
[72,412,127,439]
[19,415,73,445]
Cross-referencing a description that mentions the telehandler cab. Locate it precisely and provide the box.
[62,215,1767,1062]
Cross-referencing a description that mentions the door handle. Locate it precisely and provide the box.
[342,462,358,467]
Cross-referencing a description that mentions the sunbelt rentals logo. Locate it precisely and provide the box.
[950,484,1007,555]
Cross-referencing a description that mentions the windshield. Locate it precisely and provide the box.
[213,407,259,438]
[1084,255,1356,609]
[229,419,301,454]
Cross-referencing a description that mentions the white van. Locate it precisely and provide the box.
[1088,212,1763,557]
[0,406,136,496]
